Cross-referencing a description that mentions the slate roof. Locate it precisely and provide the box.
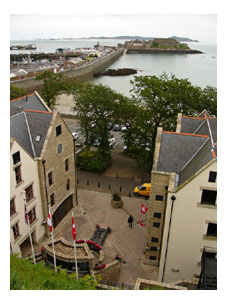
[156,112,217,187]
[157,132,209,174]
[180,117,205,134]
[10,93,53,158]
[10,93,49,112]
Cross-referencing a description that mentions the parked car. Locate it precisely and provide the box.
[72,132,79,140]
[109,137,116,146]
[133,183,151,197]
[93,137,116,147]
[121,125,127,132]
[113,124,121,131]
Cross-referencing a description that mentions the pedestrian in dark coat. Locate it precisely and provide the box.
[128,215,134,228]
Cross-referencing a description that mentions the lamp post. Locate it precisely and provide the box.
[161,194,176,282]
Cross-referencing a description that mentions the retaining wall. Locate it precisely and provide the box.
[10,49,124,91]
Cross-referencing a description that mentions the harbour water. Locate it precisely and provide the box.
[10,39,217,97]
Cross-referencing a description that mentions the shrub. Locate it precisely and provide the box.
[10,254,99,290]
[77,149,112,173]
[112,192,121,201]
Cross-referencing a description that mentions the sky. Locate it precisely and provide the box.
[10,14,217,43]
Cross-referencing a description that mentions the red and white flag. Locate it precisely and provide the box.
[72,214,76,241]
[47,205,52,235]
[141,204,148,214]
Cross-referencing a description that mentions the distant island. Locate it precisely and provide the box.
[83,35,199,42]
[120,38,202,54]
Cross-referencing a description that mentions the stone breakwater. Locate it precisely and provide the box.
[11,49,124,91]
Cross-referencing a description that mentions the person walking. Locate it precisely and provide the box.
[128,215,134,228]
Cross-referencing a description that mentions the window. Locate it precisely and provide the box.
[12,151,20,165]
[151,237,158,243]
[56,125,62,136]
[205,251,217,259]
[10,198,16,217]
[57,143,63,155]
[149,256,156,260]
[201,190,217,206]
[66,178,70,191]
[151,247,158,251]
[65,159,69,172]
[48,172,53,186]
[208,171,217,183]
[15,166,22,184]
[155,195,163,201]
[206,223,217,237]
[153,222,160,228]
[50,193,55,206]
[154,212,161,219]
[12,223,20,240]
[25,184,33,202]
[28,207,36,224]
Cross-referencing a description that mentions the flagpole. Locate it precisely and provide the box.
[48,204,57,272]
[72,210,78,281]
[24,197,36,264]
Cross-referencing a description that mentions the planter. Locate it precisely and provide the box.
[111,199,123,209]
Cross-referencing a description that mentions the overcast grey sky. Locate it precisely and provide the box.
[10,14,217,43]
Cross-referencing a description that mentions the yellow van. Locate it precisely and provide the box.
[134,183,151,197]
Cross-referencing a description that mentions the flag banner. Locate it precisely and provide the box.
[24,202,29,225]
[72,214,76,241]
[141,204,148,214]
[139,220,146,227]
[47,206,52,235]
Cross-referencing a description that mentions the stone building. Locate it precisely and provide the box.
[10,137,45,256]
[144,111,217,283]
[10,91,77,256]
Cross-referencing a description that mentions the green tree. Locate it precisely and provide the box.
[10,254,99,290]
[35,70,68,110]
[129,73,217,170]
[10,85,28,100]
[72,83,120,156]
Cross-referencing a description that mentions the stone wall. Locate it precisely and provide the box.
[94,260,120,285]
[37,111,76,236]
[10,49,123,91]
[145,172,170,265]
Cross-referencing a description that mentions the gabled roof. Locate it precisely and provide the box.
[155,111,217,187]
[10,93,53,158]
[180,116,205,134]
[10,92,50,112]
[157,132,209,174]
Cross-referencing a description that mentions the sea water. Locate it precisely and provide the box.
[10,39,217,96]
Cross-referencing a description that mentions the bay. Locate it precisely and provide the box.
[10,39,217,96]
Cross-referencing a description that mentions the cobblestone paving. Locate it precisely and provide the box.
[53,188,158,286]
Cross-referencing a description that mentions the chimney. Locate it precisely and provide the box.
[25,95,28,102]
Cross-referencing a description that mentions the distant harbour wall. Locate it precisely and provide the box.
[11,48,124,91]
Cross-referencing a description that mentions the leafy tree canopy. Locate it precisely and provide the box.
[35,71,68,110]
[72,83,121,155]
[10,85,28,100]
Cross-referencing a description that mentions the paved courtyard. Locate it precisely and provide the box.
[54,188,158,286]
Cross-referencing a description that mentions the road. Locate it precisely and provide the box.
[64,118,151,196]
